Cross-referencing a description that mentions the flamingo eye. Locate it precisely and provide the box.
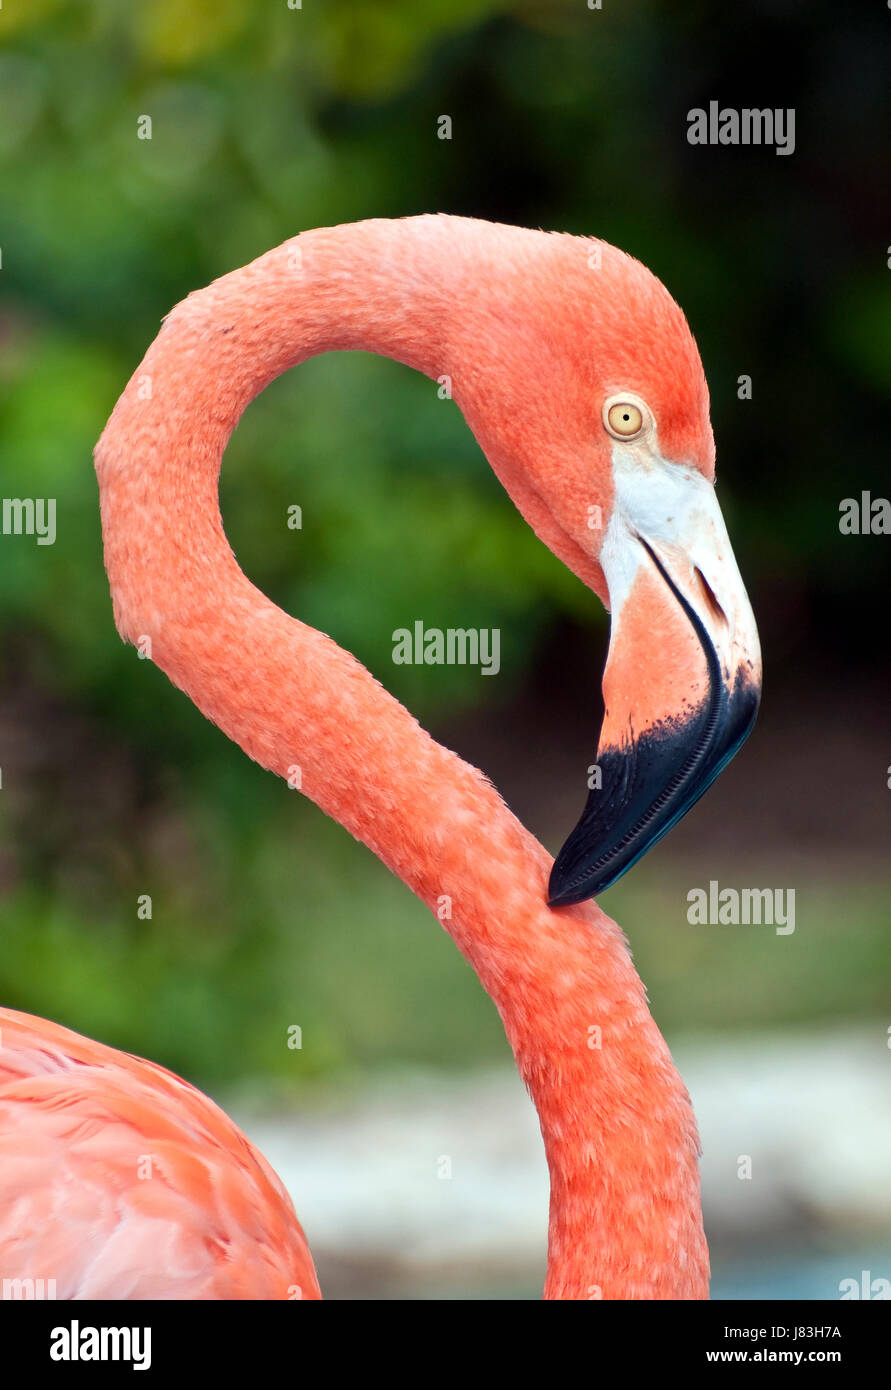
[605,400,645,439]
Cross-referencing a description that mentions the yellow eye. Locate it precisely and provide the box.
[606,402,644,438]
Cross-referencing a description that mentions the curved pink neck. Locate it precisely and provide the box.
[95,216,708,1299]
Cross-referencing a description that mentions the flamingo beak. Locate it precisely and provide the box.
[548,459,762,907]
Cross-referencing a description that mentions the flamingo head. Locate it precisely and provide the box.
[452,226,762,906]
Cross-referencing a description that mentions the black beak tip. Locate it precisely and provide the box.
[546,673,760,911]
[547,859,600,908]
[546,837,620,909]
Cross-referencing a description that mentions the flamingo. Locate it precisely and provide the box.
[1,215,760,1300]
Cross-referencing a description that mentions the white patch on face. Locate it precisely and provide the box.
[600,437,761,684]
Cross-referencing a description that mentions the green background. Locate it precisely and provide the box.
[0,1,888,1104]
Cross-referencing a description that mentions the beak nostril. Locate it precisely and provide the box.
[694,567,726,625]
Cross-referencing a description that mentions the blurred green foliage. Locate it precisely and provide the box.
[0,2,888,1091]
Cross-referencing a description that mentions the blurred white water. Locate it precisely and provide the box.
[231,1024,891,1299]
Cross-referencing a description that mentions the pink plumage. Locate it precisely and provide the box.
[1,215,761,1298]
[0,1008,319,1298]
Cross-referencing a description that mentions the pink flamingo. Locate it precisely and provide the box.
[1,216,760,1299]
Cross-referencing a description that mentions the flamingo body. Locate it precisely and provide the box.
[0,1008,319,1299]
